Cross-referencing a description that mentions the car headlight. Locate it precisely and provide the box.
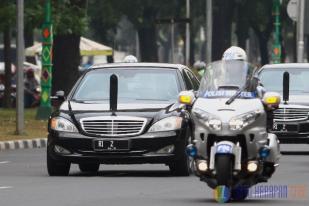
[193,108,222,131]
[148,116,183,132]
[50,117,78,132]
[229,110,261,130]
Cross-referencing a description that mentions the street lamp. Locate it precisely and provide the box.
[16,0,25,134]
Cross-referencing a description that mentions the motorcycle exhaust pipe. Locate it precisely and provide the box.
[110,74,118,115]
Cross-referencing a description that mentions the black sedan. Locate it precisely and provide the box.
[47,62,200,176]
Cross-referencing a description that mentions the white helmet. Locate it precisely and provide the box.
[123,55,138,63]
[222,46,247,61]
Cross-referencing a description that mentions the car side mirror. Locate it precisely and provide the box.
[51,90,65,107]
[178,90,195,106]
[262,92,281,111]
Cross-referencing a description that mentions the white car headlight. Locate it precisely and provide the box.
[193,108,222,131]
[50,117,78,132]
[229,110,261,130]
[148,116,183,132]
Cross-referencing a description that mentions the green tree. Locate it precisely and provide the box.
[0,0,43,107]
[25,0,43,64]
[115,0,160,61]
[51,0,88,94]
[190,0,206,64]
[212,0,236,61]
[114,0,184,62]
[235,0,250,49]
[0,1,15,108]
[246,0,273,65]
[25,0,43,47]
[87,0,121,44]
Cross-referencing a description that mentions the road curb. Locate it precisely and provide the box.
[0,138,47,151]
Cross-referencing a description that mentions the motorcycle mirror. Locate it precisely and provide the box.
[263,92,281,110]
[178,90,195,106]
[283,71,290,104]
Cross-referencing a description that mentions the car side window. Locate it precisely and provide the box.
[182,70,193,90]
[186,70,200,90]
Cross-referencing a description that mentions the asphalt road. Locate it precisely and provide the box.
[0,145,309,206]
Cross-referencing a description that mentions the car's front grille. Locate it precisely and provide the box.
[274,108,309,122]
[80,116,147,137]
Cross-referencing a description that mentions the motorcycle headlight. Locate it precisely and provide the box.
[229,110,261,131]
[148,116,183,132]
[50,117,78,132]
[193,108,222,131]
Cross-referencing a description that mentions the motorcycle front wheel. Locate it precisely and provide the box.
[215,154,233,186]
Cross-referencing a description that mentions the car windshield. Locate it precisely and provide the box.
[72,68,180,102]
[198,60,256,98]
[259,68,309,95]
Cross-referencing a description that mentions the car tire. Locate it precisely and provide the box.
[47,150,70,176]
[169,136,191,176]
[79,163,100,173]
[215,155,233,186]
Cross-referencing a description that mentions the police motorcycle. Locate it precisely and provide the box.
[179,60,281,202]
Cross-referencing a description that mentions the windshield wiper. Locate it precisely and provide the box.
[225,83,249,105]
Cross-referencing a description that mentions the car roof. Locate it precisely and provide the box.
[90,62,188,71]
[260,63,309,70]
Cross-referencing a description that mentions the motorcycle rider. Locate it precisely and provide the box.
[222,46,266,97]
[193,61,207,77]
[222,47,275,171]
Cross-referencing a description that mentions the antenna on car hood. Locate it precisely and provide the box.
[283,71,290,104]
[110,74,118,115]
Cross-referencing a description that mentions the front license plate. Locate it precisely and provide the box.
[272,123,298,132]
[93,140,129,151]
[216,144,232,154]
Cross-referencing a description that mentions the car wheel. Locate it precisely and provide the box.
[215,155,233,186]
[169,136,191,176]
[47,150,70,176]
[79,163,100,173]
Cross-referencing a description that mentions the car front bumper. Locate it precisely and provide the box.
[271,121,309,144]
[47,129,187,164]
[274,134,309,143]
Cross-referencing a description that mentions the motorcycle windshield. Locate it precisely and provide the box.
[198,60,257,98]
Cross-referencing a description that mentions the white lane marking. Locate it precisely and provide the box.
[0,161,10,164]
[0,186,12,189]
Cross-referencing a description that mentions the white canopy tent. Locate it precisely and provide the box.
[25,37,113,57]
